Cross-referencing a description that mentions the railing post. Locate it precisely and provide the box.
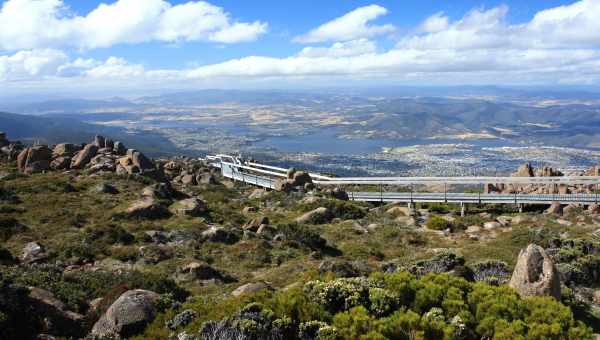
[444,183,447,203]
[380,182,383,203]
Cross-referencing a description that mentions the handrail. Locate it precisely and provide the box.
[246,161,333,180]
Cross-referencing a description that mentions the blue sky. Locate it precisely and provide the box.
[76,0,576,68]
[0,0,599,96]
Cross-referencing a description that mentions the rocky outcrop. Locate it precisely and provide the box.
[231,282,273,297]
[243,216,269,232]
[174,262,230,283]
[201,226,238,244]
[323,187,349,200]
[295,207,332,224]
[545,202,563,215]
[485,163,586,195]
[20,242,48,264]
[117,149,157,176]
[509,244,561,299]
[0,132,8,147]
[27,287,85,337]
[91,289,160,339]
[586,166,600,176]
[0,133,24,160]
[273,168,313,192]
[70,144,98,169]
[512,163,534,177]
[52,143,80,158]
[169,198,206,217]
[126,197,170,219]
[588,203,600,215]
[17,145,52,173]
[142,183,175,200]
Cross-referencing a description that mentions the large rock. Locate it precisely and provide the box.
[70,144,98,169]
[197,173,217,185]
[88,154,117,173]
[323,187,349,200]
[512,163,534,177]
[386,206,411,217]
[201,226,237,244]
[50,156,71,170]
[243,216,269,232]
[1,142,24,161]
[126,197,170,219]
[231,282,272,297]
[21,242,48,264]
[295,207,332,224]
[174,262,225,282]
[52,143,80,158]
[113,141,127,155]
[91,289,160,338]
[289,171,312,187]
[509,244,561,299]
[585,166,600,176]
[93,135,106,148]
[544,202,563,215]
[27,287,85,337]
[273,178,293,192]
[0,132,8,147]
[128,149,154,169]
[588,203,600,215]
[117,149,158,178]
[17,145,52,173]
[141,183,174,200]
[170,198,206,217]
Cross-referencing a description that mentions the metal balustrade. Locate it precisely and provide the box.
[205,155,600,206]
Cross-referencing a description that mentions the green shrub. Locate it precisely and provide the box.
[2,265,188,313]
[0,246,14,265]
[300,199,367,221]
[0,272,36,340]
[425,215,453,231]
[0,217,24,241]
[277,223,327,250]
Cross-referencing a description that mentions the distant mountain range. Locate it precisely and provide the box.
[2,87,600,154]
[0,112,179,156]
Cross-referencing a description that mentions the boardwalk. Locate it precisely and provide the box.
[205,155,600,206]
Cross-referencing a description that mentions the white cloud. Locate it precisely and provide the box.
[0,49,68,81]
[402,0,600,50]
[83,57,145,78]
[293,5,395,43]
[0,0,268,50]
[297,39,377,58]
[418,12,449,33]
[4,1,600,90]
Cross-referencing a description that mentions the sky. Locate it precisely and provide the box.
[1,0,600,97]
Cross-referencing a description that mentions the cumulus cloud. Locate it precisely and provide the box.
[402,0,600,50]
[293,4,395,43]
[3,1,600,90]
[0,0,268,50]
[418,12,449,33]
[0,49,68,81]
[297,39,377,58]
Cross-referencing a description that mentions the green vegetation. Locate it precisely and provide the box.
[1,157,600,339]
[426,215,453,231]
[146,272,592,339]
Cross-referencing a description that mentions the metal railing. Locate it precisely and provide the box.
[207,154,600,205]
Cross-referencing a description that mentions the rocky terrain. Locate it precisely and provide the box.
[1,132,600,339]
